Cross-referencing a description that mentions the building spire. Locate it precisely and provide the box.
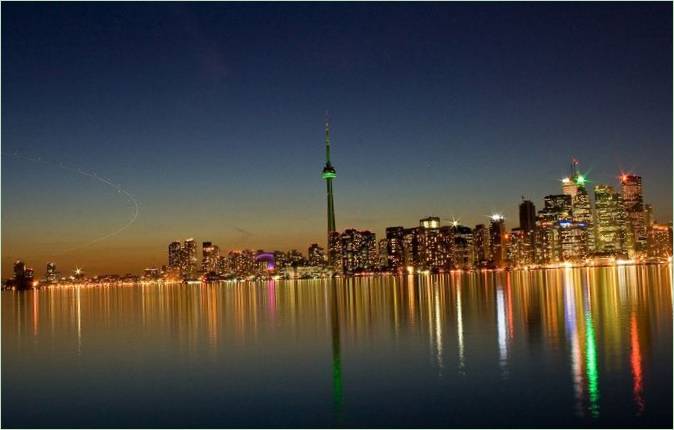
[325,112,331,165]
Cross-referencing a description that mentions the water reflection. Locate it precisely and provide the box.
[2,265,671,427]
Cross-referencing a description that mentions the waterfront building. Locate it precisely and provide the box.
[519,199,536,233]
[473,224,491,268]
[385,226,405,271]
[448,223,474,269]
[377,239,388,269]
[593,185,632,257]
[338,229,377,274]
[418,216,443,270]
[507,228,534,267]
[620,174,648,252]
[202,241,219,273]
[648,223,673,259]
[308,243,326,267]
[46,262,57,283]
[168,241,182,269]
[403,227,421,270]
[182,239,198,278]
[489,215,507,268]
[571,181,594,255]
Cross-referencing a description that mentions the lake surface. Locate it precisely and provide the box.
[2,266,672,428]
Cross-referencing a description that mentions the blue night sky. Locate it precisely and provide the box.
[2,3,672,274]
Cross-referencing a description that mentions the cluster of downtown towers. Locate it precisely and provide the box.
[165,123,673,280]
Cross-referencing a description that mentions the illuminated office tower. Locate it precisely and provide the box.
[561,177,577,199]
[308,243,326,267]
[620,174,648,252]
[202,241,219,273]
[507,228,534,268]
[448,223,474,270]
[321,117,338,268]
[519,199,536,233]
[418,216,442,270]
[473,224,491,268]
[182,238,198,278]
[593,185,631,257]
[338,229,376,274]
[571,177,594,256]
[46,262,57,283]
[288,249,305,266]
[168,241,182,268]
[13,260,28,289]
[648,223,673,259]
[535,194,571,264]
[489,215,507,268]
[402,227,421,270]
[377,239,388,269]
[561,158,582,199]
[385,226,405,271]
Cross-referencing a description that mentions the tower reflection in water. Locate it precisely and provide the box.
[3,265,670,424]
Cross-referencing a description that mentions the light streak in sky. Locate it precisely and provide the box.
[5,151,140,254]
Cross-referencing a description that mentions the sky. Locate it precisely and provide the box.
[2,3,672,276]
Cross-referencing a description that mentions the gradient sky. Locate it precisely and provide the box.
[2,3,672,276]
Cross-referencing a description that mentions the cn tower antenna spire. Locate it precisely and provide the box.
[325,111,331,165]
[321,112,337,268]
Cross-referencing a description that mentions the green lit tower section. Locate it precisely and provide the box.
[322,118,337,265]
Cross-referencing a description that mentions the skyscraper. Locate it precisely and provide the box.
[519,199,536,233]
[308,243,326,267]
[338,229,377,274]
[202,241,219,273]
[620,174,648,252]
[473,224,490,268]
[489,215,507,268]
[418,216,442,270]
[593,185,631,257]
[168,241,182,269]
[182,238,198,279]
[321,117,337,268]
[46,262,57,283]
[385,226,405,271]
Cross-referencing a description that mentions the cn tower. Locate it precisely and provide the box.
[321,117,337,265]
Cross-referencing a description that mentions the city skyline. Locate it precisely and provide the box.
[3,3,672,275]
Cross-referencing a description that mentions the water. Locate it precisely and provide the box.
[2,266,672,428]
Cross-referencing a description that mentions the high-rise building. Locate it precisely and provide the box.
[168,241,182,269]
[46,262,57,283]
[338,229,377,274]
[385,226,405,271]
[182,238,198,279]
[473,224,491,268]
[403,227,421,270]
[418,217,442,270]
[321,117,338,269]
[648,223,673,259]
[13,260,29,289]
[519,199,536,233]
[308,243,326,267]
[377,239,388,269]
[535,195,571,264]
[448,223,474,270]
[507,228,534,268]
[489,215,506,268]
[620,174,648,252]
[202,241,219,273]
[593,185,632,257]
[571,179,594,257]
